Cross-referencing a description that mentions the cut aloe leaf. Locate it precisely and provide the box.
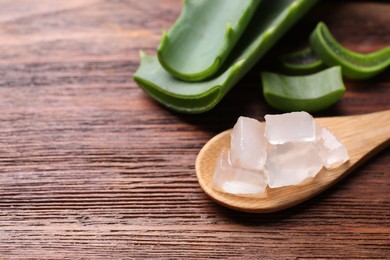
[279,47,326,75]
[262,66,345,112]
[134,0,318,114]
[157,0,262,81]
[310,22,390,80]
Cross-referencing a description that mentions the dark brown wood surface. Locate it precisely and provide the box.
[0,0,389,259]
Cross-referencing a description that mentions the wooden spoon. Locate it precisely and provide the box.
[196,110,390,213]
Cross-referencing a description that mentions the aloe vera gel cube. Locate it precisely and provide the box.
[265,142,323,188]
[265,112,316,144]
[316,126,349,168]
[230,117,267,171]
[212,149,267,195]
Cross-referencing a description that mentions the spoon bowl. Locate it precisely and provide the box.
[196,110,390,213]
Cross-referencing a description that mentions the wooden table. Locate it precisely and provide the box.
[1,0,389,258]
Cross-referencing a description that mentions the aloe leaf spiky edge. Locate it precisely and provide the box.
[309,22,390,80]
[133,0,319,114]
[157,0,262,82]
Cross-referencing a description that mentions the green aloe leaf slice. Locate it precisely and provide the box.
[279,47,326,75]
[157,0,262,81]
[262,66,345,112]
[134,0,318,114]
[309,22,390,79]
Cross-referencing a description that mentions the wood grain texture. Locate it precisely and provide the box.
[0,0,389,259]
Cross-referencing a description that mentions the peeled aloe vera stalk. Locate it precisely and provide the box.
[158,0,262,81]
[279,47,325,75]
[262,66,345,112]
[310,22,390,79]
[134,0,318,114]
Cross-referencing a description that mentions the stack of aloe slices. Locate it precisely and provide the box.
[133,0,319,114]
[262,22,390,112]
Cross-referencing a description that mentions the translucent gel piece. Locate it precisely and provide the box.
[316,126,349,168]
[266,142,323,188]
[230,116,267,171]
[265,111,316,144]
[212,149,267,195]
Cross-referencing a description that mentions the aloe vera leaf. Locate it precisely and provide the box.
[261,66,345,112]
[134,0,318,114]
[309,22,390,79]
[157,0,262,81]
[279,47,326,75]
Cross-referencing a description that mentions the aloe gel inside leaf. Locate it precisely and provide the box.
[158,0,262,81]
[279,47,325,75]
[134,0,318,114]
